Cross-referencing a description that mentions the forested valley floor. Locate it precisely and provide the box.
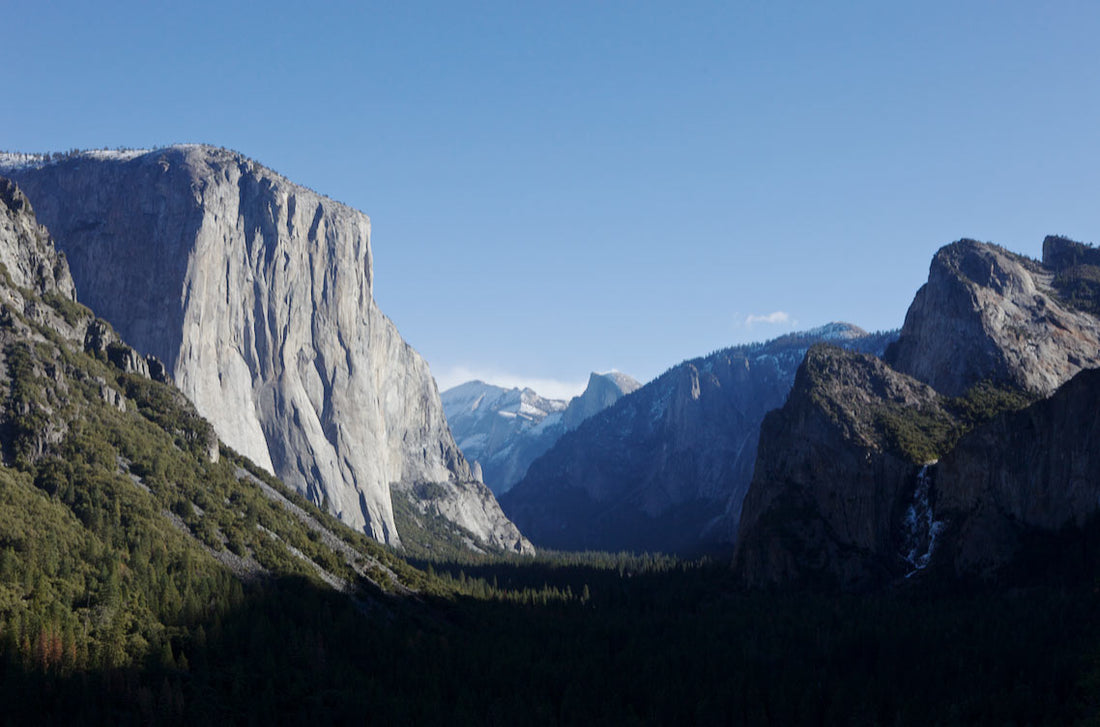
[4,540,1100,726]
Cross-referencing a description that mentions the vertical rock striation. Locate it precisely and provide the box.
[2,147,529,551]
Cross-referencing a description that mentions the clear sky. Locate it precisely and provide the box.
[3,1,1099,398]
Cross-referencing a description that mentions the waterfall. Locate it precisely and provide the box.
[901,464,944,575]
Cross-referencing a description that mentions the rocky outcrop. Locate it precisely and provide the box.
[886,239,1100,397]
[0,178,87,463]
[0,176,217,464]
[933,367,1100,576]
[502,324,896,554]
[2,147,529,552]
[0,178,77,302]
[1043,235,1100,317]
[736,360,1100,588]
[738,238,1100,589]
[733,345,952,589]
[442,371,640,495]
[392,477,534,554]
[83,318,169,382]
[1043,234,1100,271]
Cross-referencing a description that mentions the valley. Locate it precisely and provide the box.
[0,150,1098,724]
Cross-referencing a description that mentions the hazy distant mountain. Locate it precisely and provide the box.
[563,371,642,430]
[442,372,641,495]
[501,323,896,554]
[442,381,567,495]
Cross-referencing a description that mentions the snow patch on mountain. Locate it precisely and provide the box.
[442,371,640,495]
[0,149,152,171]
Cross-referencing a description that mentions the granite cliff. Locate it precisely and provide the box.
[501,324,895,554]
[934,366,1100,577]
[0,175,443,619]
[885,238,1100,396]
[734,345,957,589]
[1,147,530,553]
[736,238,1100,588]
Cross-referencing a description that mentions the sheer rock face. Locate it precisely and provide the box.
[3,147,529,551]
[886,239,1100,397]
[934,368,1100,576]
[502,325,895,554]
[733,345,946,589]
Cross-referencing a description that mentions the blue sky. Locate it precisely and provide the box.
[3,1,1100,397]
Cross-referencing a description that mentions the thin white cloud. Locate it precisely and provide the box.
[433,365,589,400]
[744,311,794,327]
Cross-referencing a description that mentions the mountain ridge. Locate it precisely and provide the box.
[441,370,640,494]
[501,323,897,554]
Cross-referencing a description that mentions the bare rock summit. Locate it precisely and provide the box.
[886,238,1100,397]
